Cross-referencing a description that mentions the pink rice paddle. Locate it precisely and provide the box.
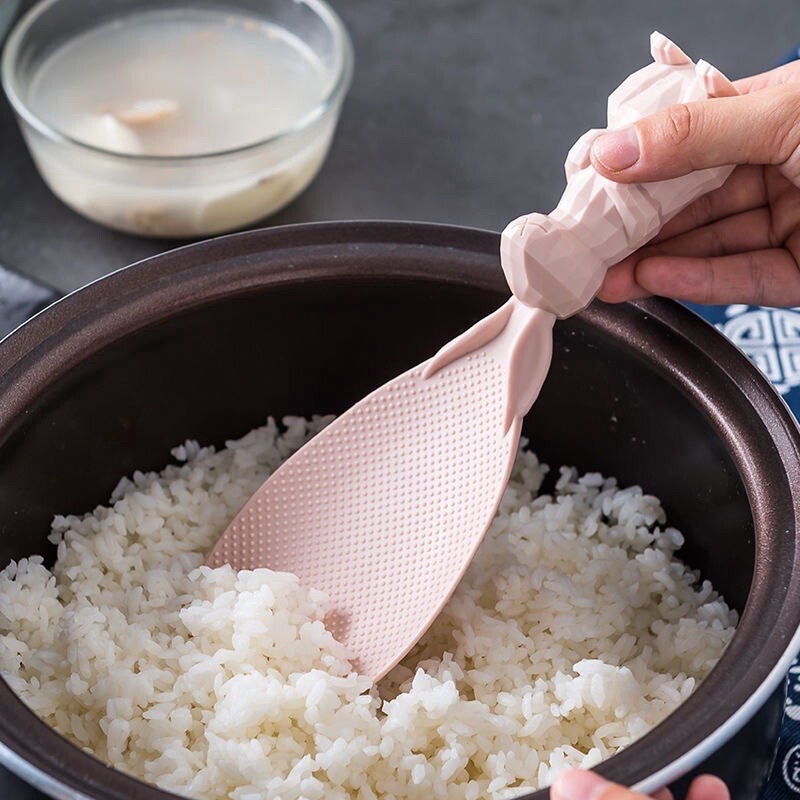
[207,33,738,681]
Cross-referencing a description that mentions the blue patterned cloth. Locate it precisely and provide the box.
[685,303,800,799]
[741,39,800,799]
[683,304,800,401]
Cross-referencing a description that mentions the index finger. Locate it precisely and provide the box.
[652,165,765,243]
[734,61,800,93]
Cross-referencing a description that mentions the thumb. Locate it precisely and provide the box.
[589,85,800,185]
[551,770,667,800]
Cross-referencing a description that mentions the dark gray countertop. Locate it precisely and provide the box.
[2,0,797,294]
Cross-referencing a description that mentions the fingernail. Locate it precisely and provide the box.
[592,126,640,171]
[552,769,611,800]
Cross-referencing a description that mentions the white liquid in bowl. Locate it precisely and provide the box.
[16,7,348,237]
[28,10,330,156]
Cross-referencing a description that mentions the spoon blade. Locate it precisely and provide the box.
[207,354,519,681]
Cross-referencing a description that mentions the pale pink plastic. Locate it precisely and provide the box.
[206,33,738,682]
[501,32,738,318]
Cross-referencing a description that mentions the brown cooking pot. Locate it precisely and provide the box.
[0,222,798,800]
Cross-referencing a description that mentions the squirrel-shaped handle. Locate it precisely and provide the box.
[500,32,739,319]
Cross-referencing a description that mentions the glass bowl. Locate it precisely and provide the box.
[1,0,353,238]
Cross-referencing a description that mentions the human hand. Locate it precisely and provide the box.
[590,61,800,307]
[551,769,730,800]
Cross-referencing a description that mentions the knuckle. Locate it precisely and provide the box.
[661,103,696,148]
[691,191,715,230]
[746,252,768,305]
[703,222,726,257]
[767,87,800,167]
[767,218,783,249]
[702,258,717,306]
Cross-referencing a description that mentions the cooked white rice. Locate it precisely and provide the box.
[0,416,736,800]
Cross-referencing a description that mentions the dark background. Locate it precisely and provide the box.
[0,1,798,797]
[2,0,798,293]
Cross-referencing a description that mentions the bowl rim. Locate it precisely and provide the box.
[0,220,799,800]
[0,0,354,162]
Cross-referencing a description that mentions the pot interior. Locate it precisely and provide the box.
[0,223,797,800]
[0,278,754,605]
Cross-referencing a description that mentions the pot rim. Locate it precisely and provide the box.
[0,220,798,799]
